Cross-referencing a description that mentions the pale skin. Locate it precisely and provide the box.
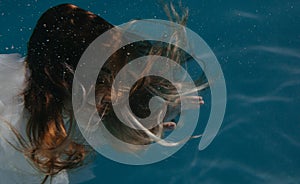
[163,95,204,130]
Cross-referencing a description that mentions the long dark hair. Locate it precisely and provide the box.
[23,4,113,182]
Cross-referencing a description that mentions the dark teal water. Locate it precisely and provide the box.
[1,0,299,184]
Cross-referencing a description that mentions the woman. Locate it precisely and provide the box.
[0,3,206,183]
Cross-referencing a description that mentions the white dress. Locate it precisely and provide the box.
[0,54,95,184]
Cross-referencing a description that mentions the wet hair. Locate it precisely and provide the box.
[9,3,206,183]
[23,4,114,182]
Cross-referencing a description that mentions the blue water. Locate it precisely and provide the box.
[1,0,299,184]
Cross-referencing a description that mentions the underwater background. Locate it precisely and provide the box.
[0,0,299,183]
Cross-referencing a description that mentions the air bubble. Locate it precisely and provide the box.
[163,32,168,38]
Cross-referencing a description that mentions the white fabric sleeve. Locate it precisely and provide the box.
[0,53,70,184]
